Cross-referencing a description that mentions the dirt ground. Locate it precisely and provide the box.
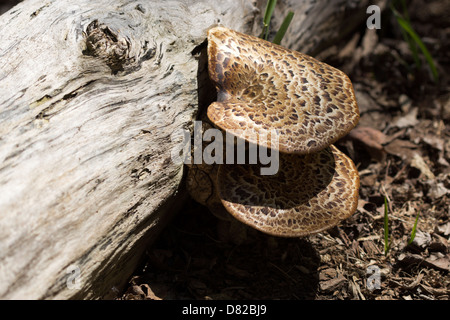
[121,0,449,301]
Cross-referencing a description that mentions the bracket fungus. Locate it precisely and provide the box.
[187,26,360,237]
[207,27,359,154]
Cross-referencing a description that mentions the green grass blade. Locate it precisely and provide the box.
[398,0,419,66]
[384,197,390,256]
[272,11,294,45]
[400,27,421,69]
[260,0,277,40]
[263,0,277,27]
[393,10,439,82]
[399,0,410,21]
[408,211,420,245]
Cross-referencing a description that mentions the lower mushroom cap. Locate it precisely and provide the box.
[217,145,360,237]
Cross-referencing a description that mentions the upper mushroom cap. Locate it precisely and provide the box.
[207,26,360,154]
[217,145,360,237]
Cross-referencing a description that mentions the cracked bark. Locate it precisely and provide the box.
[0,0,373,299]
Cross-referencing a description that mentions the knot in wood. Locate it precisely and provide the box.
[83,20,132,74]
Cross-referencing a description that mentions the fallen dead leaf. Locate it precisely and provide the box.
[348,126,386,161]
[384,139,418,161]
[410,154,435,179]
[409,230,432,250]
[392,107,419,128]
[436,222,450,236]
[397,252,450,272]
[427,181,450,199]
[124,284,163,300]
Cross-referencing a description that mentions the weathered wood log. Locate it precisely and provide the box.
[0,0,375,299]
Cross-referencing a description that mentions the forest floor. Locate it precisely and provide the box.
[121,1,449,300]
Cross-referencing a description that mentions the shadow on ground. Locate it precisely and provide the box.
[124,200,321,300]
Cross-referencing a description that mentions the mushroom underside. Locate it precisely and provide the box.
[217,145,359,237]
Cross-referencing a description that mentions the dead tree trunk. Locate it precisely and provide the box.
[0,0,375,299]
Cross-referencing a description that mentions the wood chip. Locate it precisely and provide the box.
[320,273,347,292]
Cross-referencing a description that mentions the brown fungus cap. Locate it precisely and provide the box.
[207,27,360,154]
[217,145,360,237]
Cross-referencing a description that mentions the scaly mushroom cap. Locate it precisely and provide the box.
[217,145,360,237]
[207,26,359,154]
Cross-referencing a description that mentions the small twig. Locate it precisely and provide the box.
[268,262,297,284]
